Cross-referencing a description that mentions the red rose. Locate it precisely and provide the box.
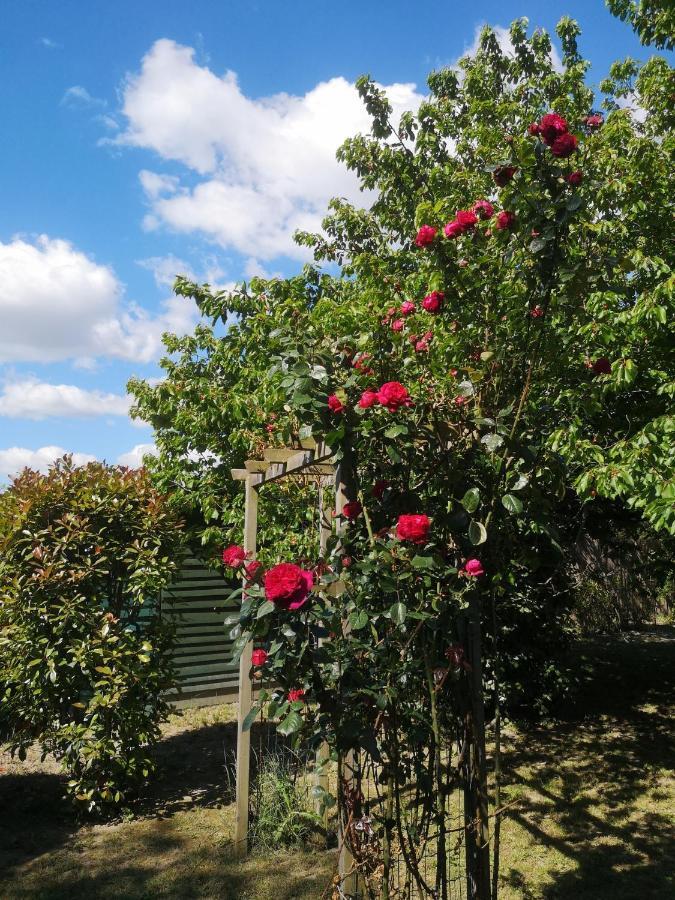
[463,558,485,577]
[583,113,603,128]
[422,291,444,313]
[527,122,540,136]
[567,170,583,186]
[377,382,412,412]
[372,479,390,499]
[539,112,568,145]
[343,500,362,520]
[444,219,463,239]
[223,545,246,568]
[415,331,433,352]
[493,165,517,187]
[495,210,516,231]
[358,390,378,409]
[415,225,437,247]
[264,563,314,610]
[328,393,345,414]
[245,560,262,582]
[288,688,306,703]
[391,318,404,332]
[455,209,478,230]
[397,514,431,544]
[592,357,611,376]
[530,305,544,319]
[400,300,416,316]
[473,199,494,220]
[550,132,578,158]
[251,648,268,667]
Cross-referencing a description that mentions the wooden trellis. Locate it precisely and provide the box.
[230,437,355,878]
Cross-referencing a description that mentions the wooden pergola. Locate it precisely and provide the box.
[230,437,354,883]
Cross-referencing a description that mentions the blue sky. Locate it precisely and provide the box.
[0,0,658,479]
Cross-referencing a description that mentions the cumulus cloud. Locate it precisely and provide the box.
[0,235,199,363]
[0,445,97,481]
[0,378,131,420]
[116,442,157,467]
[62,85,107,107]
[117,39,425,260]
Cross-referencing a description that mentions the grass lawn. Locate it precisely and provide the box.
[1,625,673,899]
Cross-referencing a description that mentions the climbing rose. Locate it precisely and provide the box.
[372,479,390,499]
[415,225,437,247]
[415,331,433,352]
[328,393,345,414]
[358,390,379,409]
[495,210,516,230]
[473,200,494,220]
[264,563,314,610]
[251,649,268,667]
[397,514,431,544]
[391,318,404,332]
[288,689,306,703]
[592,357,612,375]
[567,170,583,185]
[550,132,578,158]
[463,559,485,577]
[527,122,540,136]
[530,305,544,319]
[455,209,478,230]
[584,113,603,128]
[400,300,416,316]
[245,560,262,582]
[444,220,464,239]
[377,382,412,412]
[422,291,444,313]
[493,165,517,187]
[539,112,568,145]
[343,500,363,520]
[223,545,246,568]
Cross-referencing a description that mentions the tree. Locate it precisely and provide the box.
[0,458,185,810]
[129,16,673,896]
[606,0,675,50]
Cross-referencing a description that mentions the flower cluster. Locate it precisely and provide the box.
[528,112,578,158]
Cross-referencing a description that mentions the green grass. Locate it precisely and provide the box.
[1,626,673,899]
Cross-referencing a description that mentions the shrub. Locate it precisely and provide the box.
[0,457,185,811]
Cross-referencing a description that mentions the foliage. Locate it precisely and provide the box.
[606,0,675,49]
[0,457,185,811]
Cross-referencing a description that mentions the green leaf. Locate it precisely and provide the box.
[349,610,369,630]
[481,433,504,453]
[277,710,303,736]
[461,488,481,513]
[468,520,487,545]
[411,555,434,569]
[566,194,583,212]
[501,493,523,515]
[256,601,276,619]
[384,424,408,439]
[389,601,407,625]
[242,703,261,732]
[529,237,546,253]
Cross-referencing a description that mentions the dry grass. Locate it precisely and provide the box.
[1,626,673,899]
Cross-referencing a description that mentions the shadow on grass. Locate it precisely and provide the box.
[501,624,675,900]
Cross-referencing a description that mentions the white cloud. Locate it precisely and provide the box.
[138,254,195,288]
[0,235,199,363]
[117,442,157,468]
[62,85,106,107]
[0,446,97,481]
[40,37,61,50]
[0,378,131,420]
[117,39,425,260]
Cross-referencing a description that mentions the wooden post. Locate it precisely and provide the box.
[234,474,258,856]
[315,479,331,839]
[463,592,491,899]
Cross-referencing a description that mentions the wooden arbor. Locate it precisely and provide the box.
[230,437,342,854]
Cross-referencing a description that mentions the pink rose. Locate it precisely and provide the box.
[400,300,416,316]
[264,563,314,611]
[223,545,246,568]
[391,318,405,332]
[463,558,485,577]
[358,390,379,409]
[328,393,345,414]
[422,291,444,313]
[539,113,568,145]
[244,560,263,582]
[396,514,431,544]
[251,648,268,667]
[444,220,464,239]
[473,200,494,220]
[550,132,578,158]
[377,382,412,412]
[415,225,437,247]
[495,210,516,231]
[583,113,603,128]
[415,331,433,352]
[567,170,583,186]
